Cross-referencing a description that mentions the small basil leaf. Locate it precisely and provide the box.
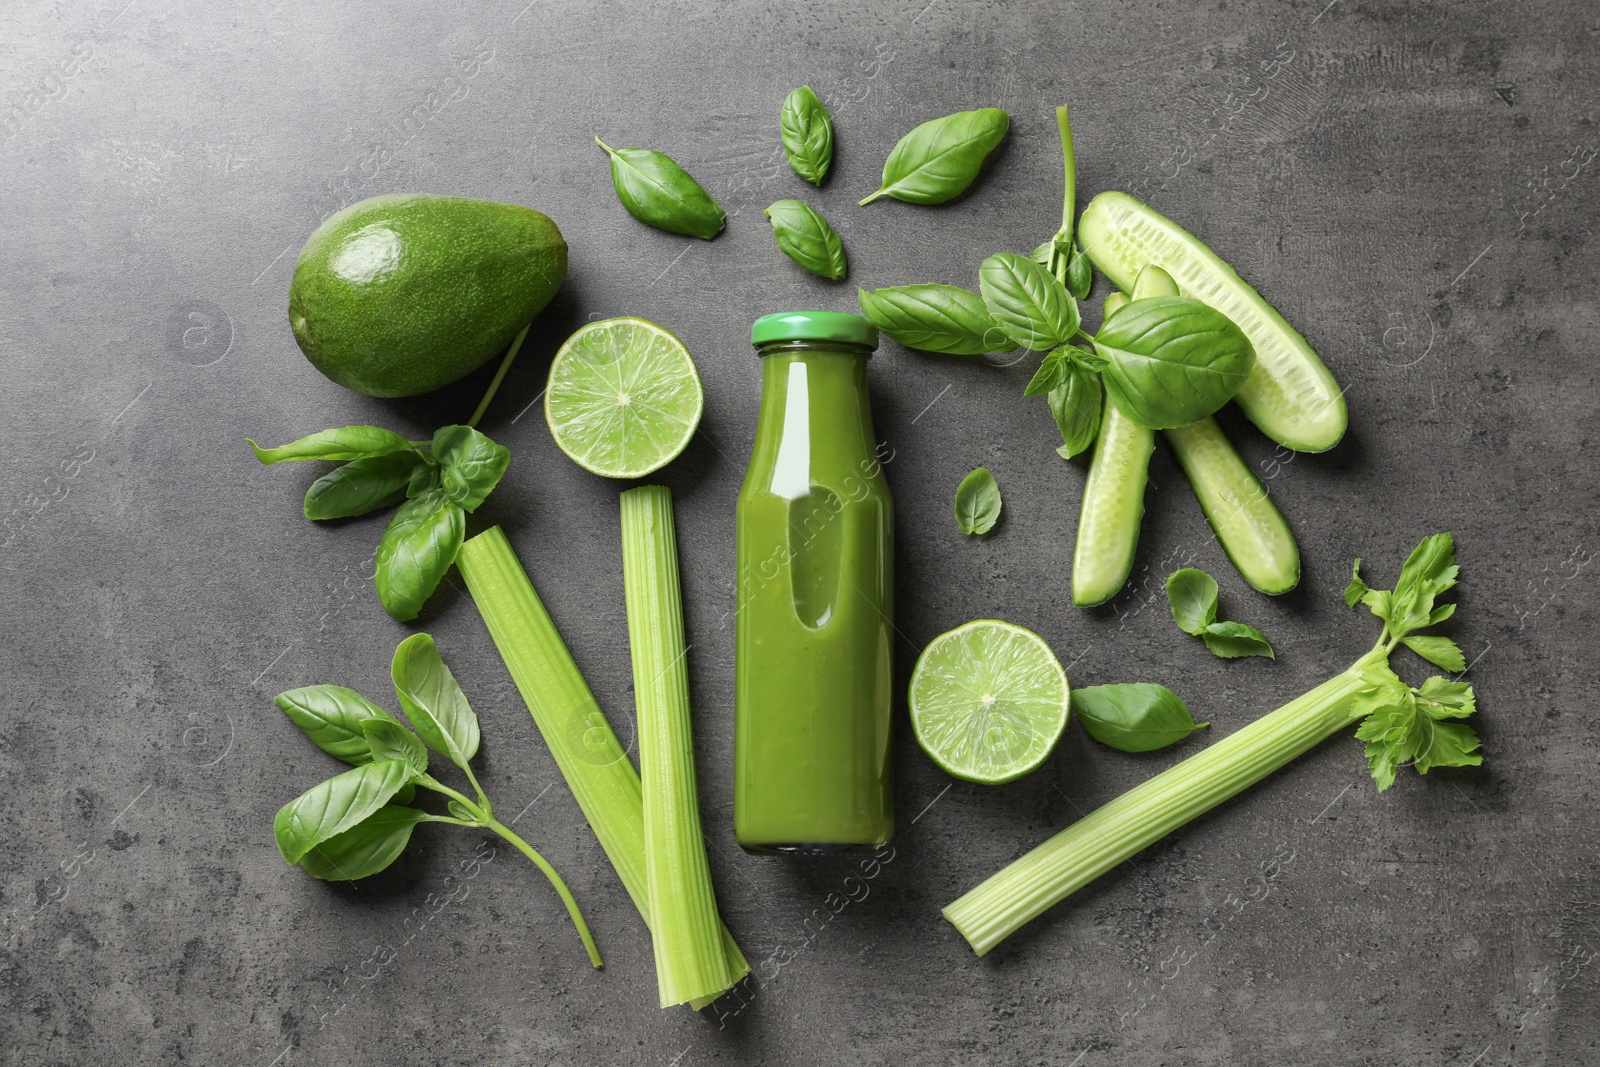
[1066,245,1094,300]
[303,451,425,520]
[375,489,465,621]
[1165,568,1220,636]
[248,426,413,465]
[859,107,1010,206]
[1401,635,1466,673]
[979,252,1080,351]
[764,200,847,281]
[1094,296,1256,429]
[1049,362,1103,460]
[1072,683,1208,753]
[595,137,725,240]
[954,468,1002,536]
[359,718,429,776]
[1030,239,1056,269]
[446,799,477,822]
[273,759,413,865]
[1024,348,1072,398]
[857,284,1018,356]
[274,685,400,766]
[391,633,481,770]
[298,805,428,881]
[1344,558,1370,609]
[431,425,510,512]
[780,85,834,186]
[407,459,441,499]
[1201,620,1275,660]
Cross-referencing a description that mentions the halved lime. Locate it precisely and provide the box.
[544,317,704,478]
[909,619,1071,784]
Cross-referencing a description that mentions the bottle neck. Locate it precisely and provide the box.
[752,346,878,497]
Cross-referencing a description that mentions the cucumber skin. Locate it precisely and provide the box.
[1163,416,1300,595]
[1079,191,1346,453]
[1072,394,1155,607]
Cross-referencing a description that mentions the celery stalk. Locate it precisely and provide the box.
[619,486,732,1007]
[944,653,1380,955]
[456,526,748,1006]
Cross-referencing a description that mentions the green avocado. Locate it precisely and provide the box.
[289,194,568,397]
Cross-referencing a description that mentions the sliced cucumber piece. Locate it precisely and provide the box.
[1132,264,1179,300]
[1163,416,1300,594]
[1079,191,1346,453]
[1072,392,1155,606]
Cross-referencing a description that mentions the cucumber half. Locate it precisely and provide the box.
[1163,416,1300,594]
[1072,393,1155,606]
[1079,191,1346,453]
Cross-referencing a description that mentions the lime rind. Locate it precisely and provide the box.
[909,619,1070,785]
[544,318,704,479]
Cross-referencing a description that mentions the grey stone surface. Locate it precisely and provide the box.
[2,0,1596,1063]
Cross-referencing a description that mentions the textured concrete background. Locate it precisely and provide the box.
[2,0,1597,1063]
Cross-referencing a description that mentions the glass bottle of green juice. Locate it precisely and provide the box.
[735,311,894,854]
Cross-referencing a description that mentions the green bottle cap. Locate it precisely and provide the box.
[750,310,879,350]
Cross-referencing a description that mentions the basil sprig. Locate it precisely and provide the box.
[1166,567,1275,659]
[764,199,847,280]
[595,137,726,240]
[249,423,510,621]
[780,85,834,186]
[859,107,1010,206]
[271,635,603,967]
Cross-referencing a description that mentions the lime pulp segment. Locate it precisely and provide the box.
[909,620,1071,785]
[544,318,704,479]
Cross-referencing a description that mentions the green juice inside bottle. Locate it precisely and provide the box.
[735,312,894,854]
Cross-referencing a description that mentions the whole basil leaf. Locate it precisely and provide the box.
[980,252,1081,351]
[273,759,413,865]
[954,468,1002,536]
[1201,620,1275,660]
[1066,245,1094,300]
[780,85,834,186]
[764,200,848,281]
[859,107,1010,206]
[375,489,465,621]
[360,718,430,776]
[1094,296,1256,429]
[595,137,725,240]
[857,284,1018,356]
[1165,568,1220,636]
[303,451,425,520]
[248,426,413,465]
[1072,683,1208,752]
[1049,362,1102,460]
[391,633,481,770]
[431,425,510,512]
[297,804,428,881]
[274,685,400,765]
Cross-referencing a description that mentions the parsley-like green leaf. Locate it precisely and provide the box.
[1354,693,1426,791]
[1413,721,1483,775]
[1401,635,1466,673]
[1415,676,1475,718]
[1344,558,1369,608]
